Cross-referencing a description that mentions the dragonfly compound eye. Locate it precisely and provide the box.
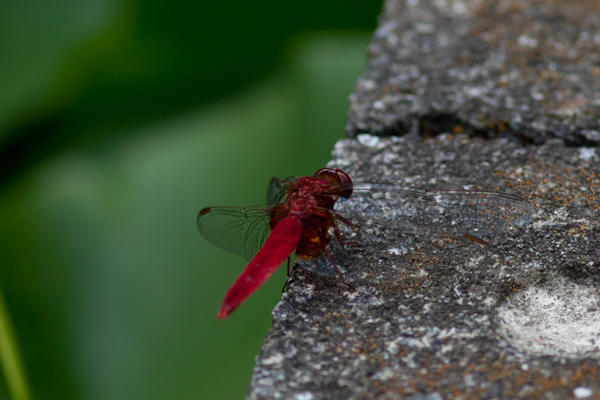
[314,168,353,200]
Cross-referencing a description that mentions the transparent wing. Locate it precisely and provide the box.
[197,205,275,261]
[341,183,535,237]
[296,187,533,283]
[329,208,488,245]
[267,176,298,204]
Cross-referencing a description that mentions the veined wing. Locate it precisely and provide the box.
[296,202,496,285]
[267,176,297,204]
[336,183,534,238]
[197,205,275,261]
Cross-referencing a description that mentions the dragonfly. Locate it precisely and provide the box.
[197,168,534,319]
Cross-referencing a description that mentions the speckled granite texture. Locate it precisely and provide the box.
[247,135,600,400]
[346,0,600,145]
[247,0,600,398]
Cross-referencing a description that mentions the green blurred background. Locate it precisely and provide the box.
[0,1,380,399]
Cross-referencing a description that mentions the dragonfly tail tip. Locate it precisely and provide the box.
[217,305,233,320]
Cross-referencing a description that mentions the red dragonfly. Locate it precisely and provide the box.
[197,168,533,319]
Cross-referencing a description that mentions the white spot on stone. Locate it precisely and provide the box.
[498,278,600,358]
[388,247,402,255]
[360,79,376,91]
[375,20,397,38]
[452,2,468,14]
[294,392,314,400]
[262,353,285,365]
[580,147,598,160]
[466,86,483,97]
[437,327,456,339]
[531,90,545,101]
[483,296,498,307]
[534,207,569,228]
[294,284,315,303]
[581,130,600,142]
[464,373,477,387]
[375,367,395,380]
[386,337,401,354]
[256,377,274,387]
[518,34,538,48]
[415,23,435,34]
[373,100,385,110]
[574,387,594,398]
[357,134,380,147]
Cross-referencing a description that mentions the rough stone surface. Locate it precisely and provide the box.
[247,134,600,399]
[247,0,600,398]
[346,0,600,145]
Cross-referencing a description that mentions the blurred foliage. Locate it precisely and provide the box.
[0,0,379,399]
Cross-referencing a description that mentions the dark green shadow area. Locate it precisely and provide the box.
[0,0,379,398]
[0,33,371,400]
[0,0,380,183]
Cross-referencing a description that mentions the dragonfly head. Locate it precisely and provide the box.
[314,168,353,200]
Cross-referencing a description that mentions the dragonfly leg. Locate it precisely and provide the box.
[461,234,508,261]
[281,256,291,293]
[335,214,355,228]
[333,222,358,246]
[462,234,489,246]
[323,248,354,289]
